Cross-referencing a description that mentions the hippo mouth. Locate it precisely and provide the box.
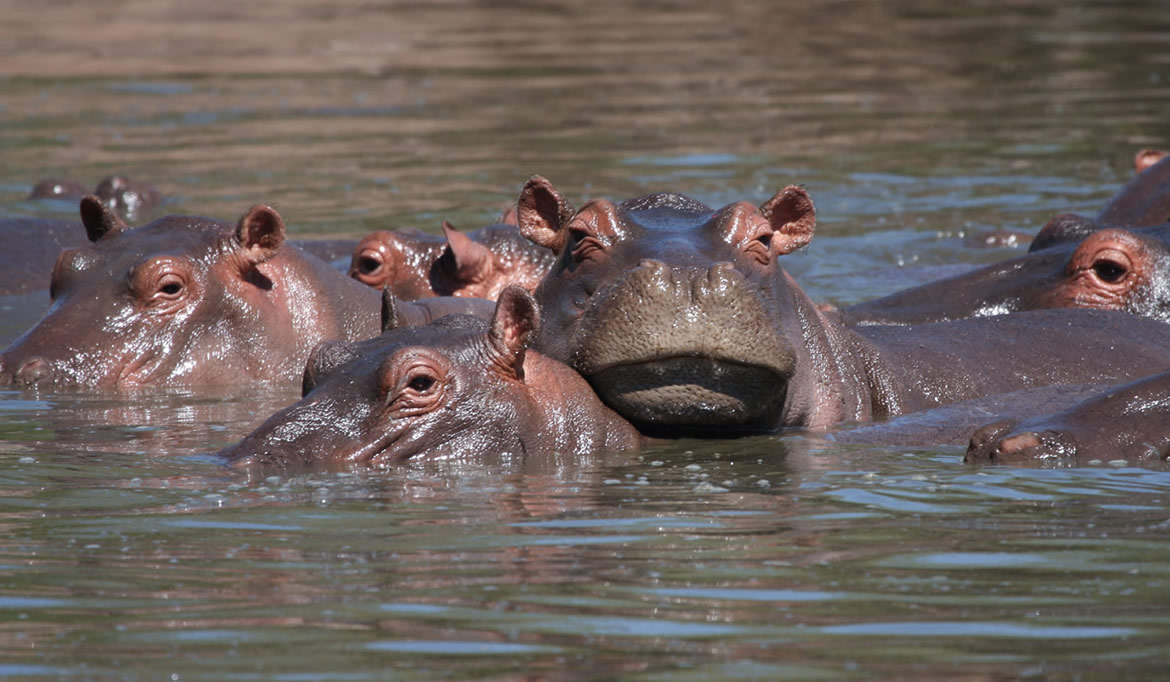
[586,355,789,436]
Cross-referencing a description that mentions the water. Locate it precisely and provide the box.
[1,0,1169,678]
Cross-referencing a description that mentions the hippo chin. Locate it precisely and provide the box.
[0,196,381,388]
[220,286,641,471]
[516,176,1170,436]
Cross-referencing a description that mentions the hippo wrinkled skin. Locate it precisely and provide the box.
[220,286,641,470]
[965,370,1170,466]
[0,197,381,388]
[349,221,553,300]
[840,224,1170,325]
[516,177,1170,436]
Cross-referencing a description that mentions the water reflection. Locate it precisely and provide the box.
[1,0,1169,678]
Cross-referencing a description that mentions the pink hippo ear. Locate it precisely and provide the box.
[517,175,575,252]
[79,195,128,242]
[760,185,816,255]
[440,220,494,285]
[487,285,540,380]
[235,205,286,264]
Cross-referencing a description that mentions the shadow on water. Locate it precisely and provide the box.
[1,0,1169,679]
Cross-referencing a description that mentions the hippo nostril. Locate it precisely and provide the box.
[16,357,51,385]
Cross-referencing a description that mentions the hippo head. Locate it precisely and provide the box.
[516,176,817,435]
[221,287,545,469]
[1039,226,1170,323]
[348,229,446,299]
[0,197,298,388]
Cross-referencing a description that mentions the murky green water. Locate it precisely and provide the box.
[1,1,1169,679]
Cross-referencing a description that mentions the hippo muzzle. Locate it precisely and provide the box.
[570,259,794,434]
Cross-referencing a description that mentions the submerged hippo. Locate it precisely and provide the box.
[839,224,1170,325]
[348,221,554,300]
[221,286,641,470]
[29,175,164,219]
[0,197,381,388]
[965,370,1170,465]
[516,177,1170,435]
[0,217,88,295]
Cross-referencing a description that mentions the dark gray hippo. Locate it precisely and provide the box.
[515,176,1170,436]
[220,286,641,471]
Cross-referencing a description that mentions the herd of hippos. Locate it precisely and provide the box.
[4,148,1170,471]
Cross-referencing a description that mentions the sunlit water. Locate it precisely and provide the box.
[1,1,1169,679]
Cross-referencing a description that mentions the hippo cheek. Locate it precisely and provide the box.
[572,260,796,434]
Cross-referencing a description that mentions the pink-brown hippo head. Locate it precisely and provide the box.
[0,197,380,388]
[516,176,818,435]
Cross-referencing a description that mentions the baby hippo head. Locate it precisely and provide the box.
[221,287,547,470]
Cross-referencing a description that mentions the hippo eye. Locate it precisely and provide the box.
[1092,258,1128,284]
[152,273,186,302]
[408,375,435,392]
[358,255,382,275]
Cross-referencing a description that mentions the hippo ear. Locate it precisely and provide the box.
[302,340,358,396]
[517,175,575,252]
[79,195,128,242]
[1135,149,1168,174]
[760,185,816,255]
[236,205,285,264]
[488,286,540,380]
[440,220,494,284]
[1030,213,1098,253]
[381,287,402,332]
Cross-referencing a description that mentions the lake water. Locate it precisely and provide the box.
[1,1,1169,679]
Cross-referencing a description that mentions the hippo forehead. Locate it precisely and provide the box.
[342,314,490,367]
[92,215,230,258]
[616,193,716,232]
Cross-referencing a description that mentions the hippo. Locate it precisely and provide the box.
[838,223,1170,325]
[1097,150,1170,228]
[28,179,90,200]
[965,370,1170,465]
[1029,151,1170,253]
[348,221,554,300]
[0,197,381,388]
[515,176,1170,436]
[220,286,641,471]
[29,175,164,219]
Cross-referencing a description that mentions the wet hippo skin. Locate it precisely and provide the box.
[965,370,1170,465]
[349,220,554,300]
[838,223,1170,325]
[515,176,1170,436]
[0,197,382,388]
[220,286,641,470]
